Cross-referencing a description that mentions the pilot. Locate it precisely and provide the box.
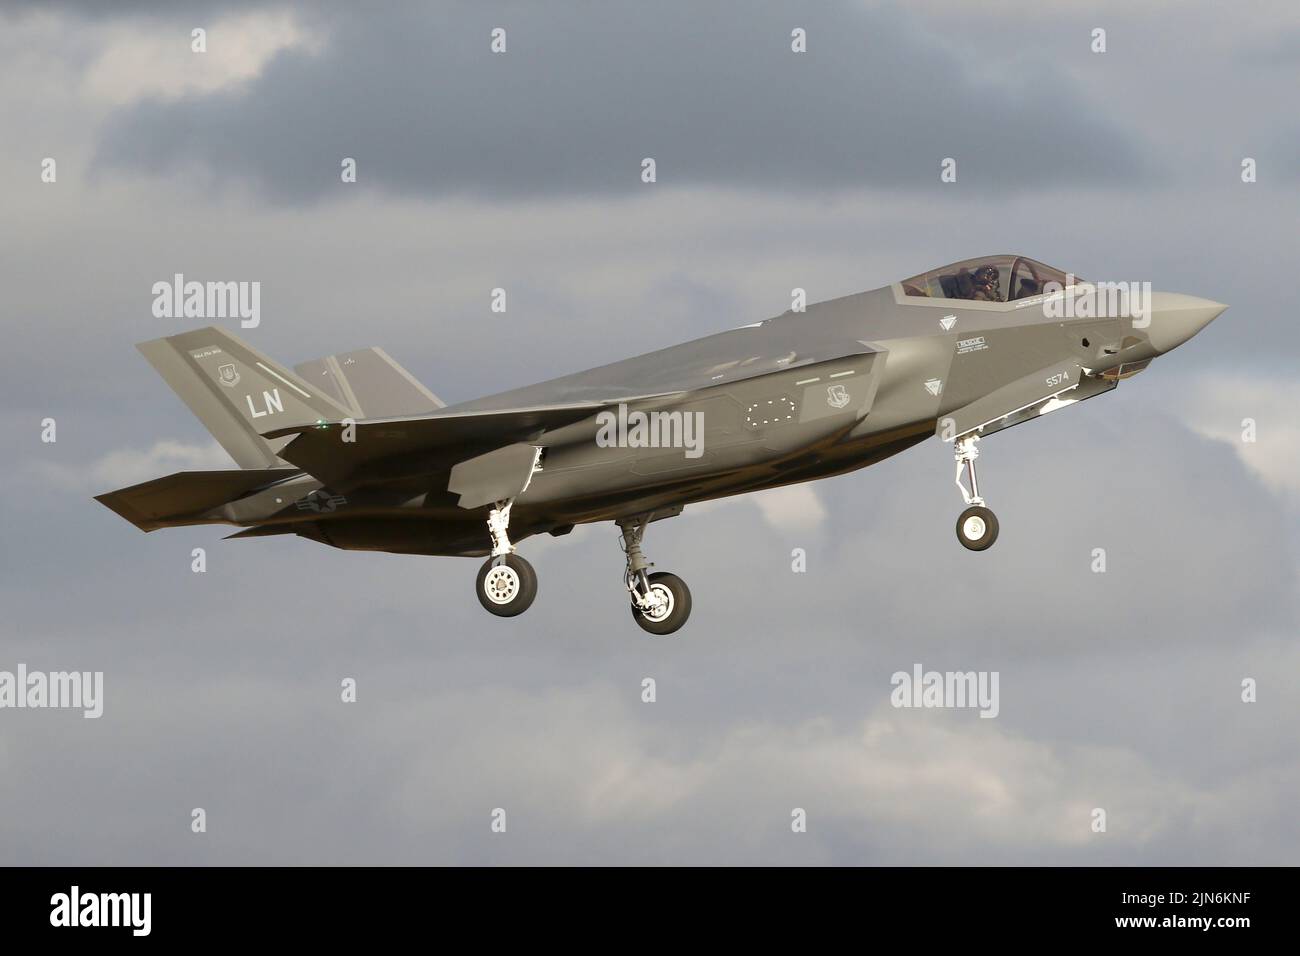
[971,264,1001,302]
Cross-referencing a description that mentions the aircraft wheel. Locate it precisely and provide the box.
[956,506,999,552]
[631,571,692,635]
[476,554,537,616]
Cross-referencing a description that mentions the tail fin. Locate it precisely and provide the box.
[294,347,444,419]
[137,327,352,469]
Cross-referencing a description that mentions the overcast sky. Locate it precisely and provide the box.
[2,0,1298,864]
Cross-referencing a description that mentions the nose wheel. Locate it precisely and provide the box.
[956,505,998,551]
[619,515,692,635]
[953,436,999,551]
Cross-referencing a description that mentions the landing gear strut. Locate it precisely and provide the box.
[475,498,537,616]
[953,436,999,551]
[619,515,692,635]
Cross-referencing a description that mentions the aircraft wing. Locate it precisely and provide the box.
[261,402,610,487]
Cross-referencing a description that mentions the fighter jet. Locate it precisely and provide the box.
[97,255,1225,634]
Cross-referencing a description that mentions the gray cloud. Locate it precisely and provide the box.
[92,1,1151,201]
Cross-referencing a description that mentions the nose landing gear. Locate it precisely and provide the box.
[953,436,999,551]
[619,515,692,635]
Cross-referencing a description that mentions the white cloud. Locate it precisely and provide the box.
[33,439,232,492]
[82,10,325,106]
[1179,372,1300,506]
[375,686,1214,862]
[750,483,828,533]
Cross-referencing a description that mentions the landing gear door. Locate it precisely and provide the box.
[940,358,1083,441]
[448,443,543,509]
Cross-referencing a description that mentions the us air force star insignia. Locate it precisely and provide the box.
[940,315,957,331]
[924,378,943,397]
[296,490,348,513]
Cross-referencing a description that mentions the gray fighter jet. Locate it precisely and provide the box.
[97,255,1225,634]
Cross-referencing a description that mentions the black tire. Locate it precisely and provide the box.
[956,506,999,551]
[630,571,692,635]
[476,553,538,617]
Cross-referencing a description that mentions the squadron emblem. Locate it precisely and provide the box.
[826,383,850,409]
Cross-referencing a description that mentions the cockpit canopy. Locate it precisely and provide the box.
[901,256,1084,303]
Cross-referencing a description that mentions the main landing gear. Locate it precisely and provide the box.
[619,515,692,635]
[475,499,538,617]
[472,502,692,632]
[467,504,691,632]
[953,435,999,551]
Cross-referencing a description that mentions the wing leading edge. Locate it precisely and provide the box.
[261,402,618,487]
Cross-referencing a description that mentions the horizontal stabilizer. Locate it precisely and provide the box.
[95,469,296,531]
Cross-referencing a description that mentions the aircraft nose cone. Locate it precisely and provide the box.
[1145,292,1227,354]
